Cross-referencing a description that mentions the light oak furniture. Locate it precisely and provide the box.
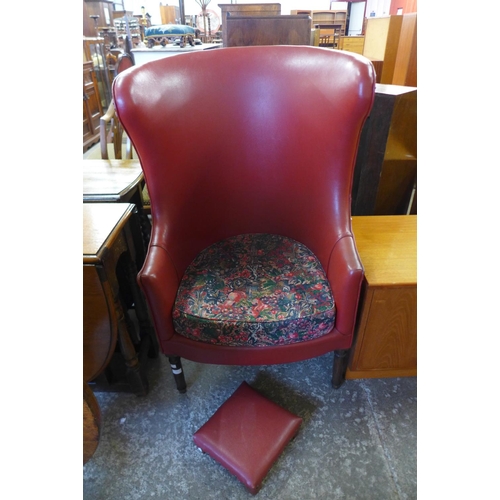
[159,3,180,24]
[338,36,365,55]
[292,9,347,49]
[391,13,417,87]
[363,14,417,87]
[83,203,158,395]
[346,215,416,379]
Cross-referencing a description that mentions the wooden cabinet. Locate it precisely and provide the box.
[291,9,347,48]
[159,3,180,24]
[352,84,417,216]
[338,36,365,54]
[363,14,417,87]
[83,61,103,152]
[347,216,417,380]
[84,203,157,395]
[392,13,417,87]
[218,3,281,47]
[310,10,347,48]
[225,15,312,47]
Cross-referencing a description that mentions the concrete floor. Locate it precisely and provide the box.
[83,353,417,500]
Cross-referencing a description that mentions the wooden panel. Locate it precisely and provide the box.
[83,61,103,152]
[159,4,180,25]
[347,215,417,379]
[362,17,391,60]
[352,85,417,216]
[380,15,403,84]
[83,265,117,382]
[348,286,417,376]
[370,59,384,83]
[338,36,365,54]
[374,87,417,214]
[225,15,312,47]
[83,382,101,464]
[392,13,417,87]
[84,0,115,36]
[352,215,416,286]
[218,3,281,46]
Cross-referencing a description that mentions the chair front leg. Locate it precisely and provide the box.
[168,356,187,393]
[332,349,349,389]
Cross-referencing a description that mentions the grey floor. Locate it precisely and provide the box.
[83,353,416,500]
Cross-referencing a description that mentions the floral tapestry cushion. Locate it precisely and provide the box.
[173,234,335,347]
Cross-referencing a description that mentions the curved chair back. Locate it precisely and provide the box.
[113,46,375,386]
[114,46,375,275]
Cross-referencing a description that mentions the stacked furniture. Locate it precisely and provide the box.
[291,9,347,49]
[363,14,417,87]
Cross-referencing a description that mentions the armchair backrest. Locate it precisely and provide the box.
[113,46,375,276]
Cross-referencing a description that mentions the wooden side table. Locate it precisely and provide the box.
[83,159,151,261]
[346,215,417,379]
[84,203,158,396]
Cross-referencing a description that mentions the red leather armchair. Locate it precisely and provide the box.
[113,46,375,392]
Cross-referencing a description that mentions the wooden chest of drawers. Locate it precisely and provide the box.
[338,36,365,54]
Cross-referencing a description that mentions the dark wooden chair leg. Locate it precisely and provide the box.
[168,356,187,393]
[332,349,349,389]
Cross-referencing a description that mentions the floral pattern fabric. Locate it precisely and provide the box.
[173,234,335,346]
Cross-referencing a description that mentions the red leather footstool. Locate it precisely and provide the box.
[193,381,302,494]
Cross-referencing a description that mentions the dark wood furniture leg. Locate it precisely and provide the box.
[168,356,187,393]
[332,349,349,389]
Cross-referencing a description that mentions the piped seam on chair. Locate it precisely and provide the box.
[326,233,363,338]
[147,243,182,284]
[175,309,335,324]
[326,232,352,275]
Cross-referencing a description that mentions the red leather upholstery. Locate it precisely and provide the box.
[193,381,302,494]
[113,46,375,376]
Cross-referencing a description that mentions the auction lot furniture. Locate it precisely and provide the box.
[83,159,151,260]
[346,215,417,379]
[352,84,417,216]
[225,15,312,47]
[83,203,158,396]
[113,46,376,392]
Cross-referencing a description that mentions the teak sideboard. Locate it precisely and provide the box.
[347,215,417,379]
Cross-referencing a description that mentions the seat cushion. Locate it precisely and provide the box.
[173,233,335,346]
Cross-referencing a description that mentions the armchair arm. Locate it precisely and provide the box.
[137,245,180,344]
[327,235,364,338]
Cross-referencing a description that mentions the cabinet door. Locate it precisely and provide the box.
[349,285,417,377]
